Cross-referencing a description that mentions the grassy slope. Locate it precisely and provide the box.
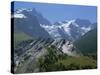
[74,28,97,55]
[56,56,96,69]
[14,31,33,47]
[37,46,97,72]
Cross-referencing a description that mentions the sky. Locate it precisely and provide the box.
[12,1,97,24]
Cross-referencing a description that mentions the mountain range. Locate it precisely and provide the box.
[12,8,96,41]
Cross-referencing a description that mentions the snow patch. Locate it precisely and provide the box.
[15,8,32,13]
[13,14,27,18]
[81,27,91,33]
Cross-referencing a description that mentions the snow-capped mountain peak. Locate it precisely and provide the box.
[40,19,93,41]
[12,8,32,18]
[12,8,51,25]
